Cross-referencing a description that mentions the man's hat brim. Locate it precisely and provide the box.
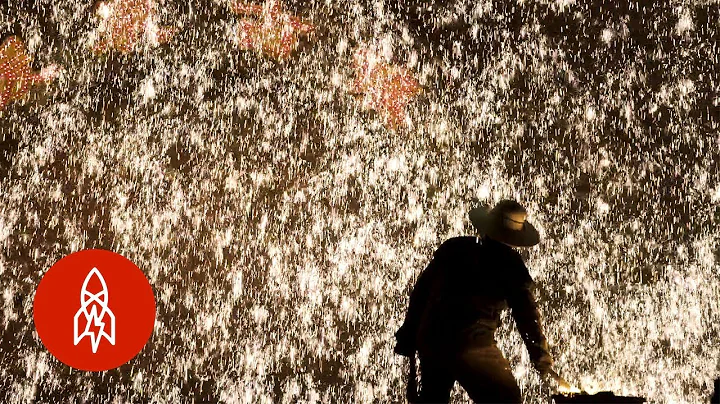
[469,206,540,247]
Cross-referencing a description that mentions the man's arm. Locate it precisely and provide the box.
[394,257,442,357]
[506,276,553,375]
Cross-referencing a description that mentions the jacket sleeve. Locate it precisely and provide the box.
[505,261,554,375]
[394,255,443,357]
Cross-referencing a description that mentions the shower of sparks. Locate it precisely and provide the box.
[0,36,59,110]
[92,0,176,54]
[352,47,421,128]
[231,0,314,60]
[1,0,720,403]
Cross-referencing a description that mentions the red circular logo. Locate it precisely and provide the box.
[33,249,156,371]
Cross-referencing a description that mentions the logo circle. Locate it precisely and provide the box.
[33,249,156,371]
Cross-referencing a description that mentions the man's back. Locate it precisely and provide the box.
[415,235,534,354]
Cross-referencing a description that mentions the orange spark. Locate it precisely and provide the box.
[0,36,59,110]
[231,0,314,60]
[352,48,421,129]
[92,0,176,54]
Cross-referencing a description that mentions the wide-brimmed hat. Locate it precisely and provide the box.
[469,200,540,247]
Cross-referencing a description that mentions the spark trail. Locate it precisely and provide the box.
[0,0,719,403]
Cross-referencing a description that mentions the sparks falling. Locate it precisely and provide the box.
[0,0,719,403]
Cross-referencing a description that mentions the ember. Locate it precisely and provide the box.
[92,0,176,54]
[0,36,59,110]
[231,0,314,60]
[351,47,421,128]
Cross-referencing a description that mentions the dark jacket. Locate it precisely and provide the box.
[394,236,553,374]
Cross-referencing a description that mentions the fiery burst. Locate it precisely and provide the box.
[352,47,421,128]
[92,0,176,54]
[231,0,314,60]
[0,36,59,110]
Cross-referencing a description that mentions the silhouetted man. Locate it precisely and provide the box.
[394,200,569,403]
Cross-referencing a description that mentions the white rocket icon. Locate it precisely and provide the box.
[73,267,116,353]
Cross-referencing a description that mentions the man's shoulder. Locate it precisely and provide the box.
[439,236,480,249]
[433,236,480,257]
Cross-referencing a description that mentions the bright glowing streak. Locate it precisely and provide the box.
[1,1,718,403]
